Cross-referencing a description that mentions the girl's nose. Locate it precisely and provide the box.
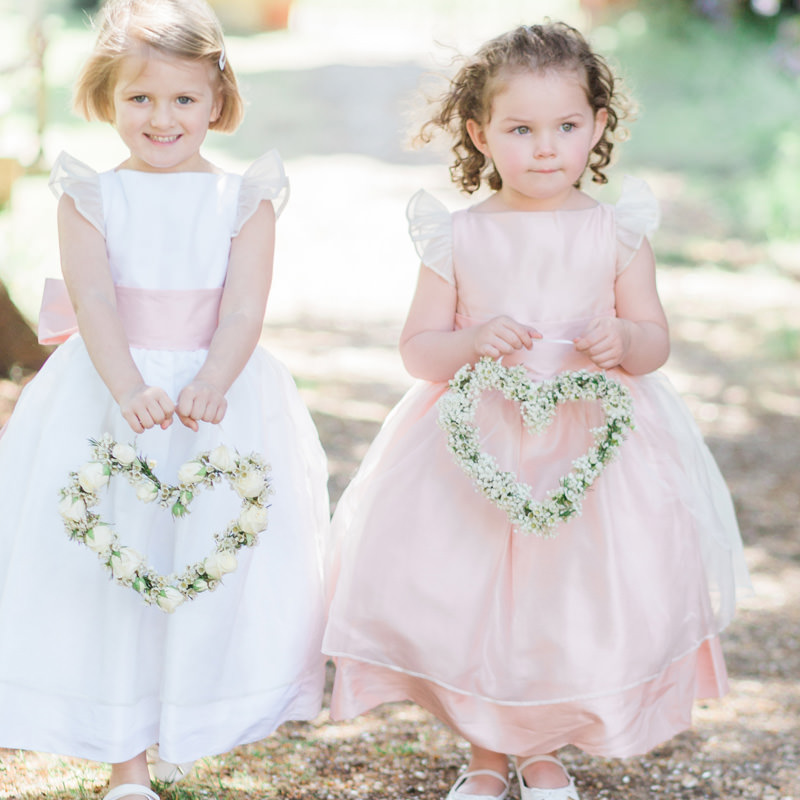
[533,134,556,158]
[150,102,173,129]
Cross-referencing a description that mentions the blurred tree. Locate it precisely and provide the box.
[691,0,798,21]
[0,279,50,376]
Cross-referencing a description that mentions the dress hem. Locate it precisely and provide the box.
[324,629,727,708]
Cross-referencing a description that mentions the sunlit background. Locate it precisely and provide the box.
[0,1,798,798]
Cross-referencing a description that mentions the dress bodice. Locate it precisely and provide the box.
[407,177,660,375]
[49,150,289,292]
[100,170,240,290]
[42,151,289,349]
[451,204,619,330]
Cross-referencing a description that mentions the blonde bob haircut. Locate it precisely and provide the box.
[73,0,244,133]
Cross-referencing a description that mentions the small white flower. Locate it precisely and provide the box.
[203,550,238,580]
[177,460,206,485]
[208,444,236,472]
[135,480,159,503]
[78,461,110,493]
[111,547,143,580]
[59,494,87,523]
[112,443,137,465]
[85,524,114,553]
[238,503,269,534]
[156,586,184,613]
[233,470,266,499]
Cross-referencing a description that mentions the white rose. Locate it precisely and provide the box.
[135,480,159,503]
[208,444,236,472]
[233,470,266,499]
[111,547,143,580]
[59,494,87,523]
[85,524,113,553]
[78,461,110,493]
[238,503,269,534]
[156,586,184,613]
[112,443,137,465]
[203,550,238,580]
[177,460,206,485]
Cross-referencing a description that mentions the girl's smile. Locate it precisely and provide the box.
[112,49,222,173]
[467,69,608,211]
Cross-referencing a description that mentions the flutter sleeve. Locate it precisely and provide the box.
[233,149,290,236]
[615,175,660,275]
[48,151,104,235]
[406,189,454,285]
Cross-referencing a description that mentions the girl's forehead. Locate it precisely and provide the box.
[488,68,590,113]
[114,47,215,88]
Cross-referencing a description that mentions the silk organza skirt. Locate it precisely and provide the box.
[323,366,749,757]
[0,336,329,763]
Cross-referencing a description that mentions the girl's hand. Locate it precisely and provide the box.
[574,317,631,369]
[176,380,228,432]
[473,315,540,359]
[119,384,175,433]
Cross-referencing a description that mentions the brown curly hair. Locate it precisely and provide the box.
[417,22,629,193]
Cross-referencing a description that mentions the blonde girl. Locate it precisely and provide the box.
[0,1,328,798]
[323,21,748,800]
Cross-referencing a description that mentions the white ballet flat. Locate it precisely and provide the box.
[515,756,580,800]
[103,784,160,800]
[446,768,510,800]
[149,756,196,783]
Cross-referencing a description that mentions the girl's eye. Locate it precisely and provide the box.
[176,96,194,105]
[560,122,576,133]
[513,126,530,135]
[131,95,148,104]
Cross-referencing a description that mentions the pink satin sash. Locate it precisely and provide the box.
[38,278,222,351]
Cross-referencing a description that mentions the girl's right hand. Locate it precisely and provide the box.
[472,315,540,359]
[118,384,175,433]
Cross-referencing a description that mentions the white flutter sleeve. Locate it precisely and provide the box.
[233,149,290,236]
[48,151,104,235]
[406,189,454,285]
[615,175,660,275]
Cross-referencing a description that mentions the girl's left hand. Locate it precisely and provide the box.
[176,380,228,431]
[574,317,631,369]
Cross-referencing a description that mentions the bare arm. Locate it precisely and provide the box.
[574,239,670,374]
[176,199,275,430]
[58,195,174,433]
[399,265,539,383]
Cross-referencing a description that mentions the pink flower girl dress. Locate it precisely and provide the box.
[323,178,749,758]
[0,151,328,765]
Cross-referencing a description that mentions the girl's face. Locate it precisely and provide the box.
[112,49,222,172]
[466,68,608,211]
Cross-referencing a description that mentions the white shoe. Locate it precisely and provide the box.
[445,769,510,800]
[149,756,196,783]
[103,784,160,800]
[515,756,580,800]
[146,745,195,784]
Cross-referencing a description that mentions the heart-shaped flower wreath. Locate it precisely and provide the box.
[58,433,272,612]
[438,358,635,537]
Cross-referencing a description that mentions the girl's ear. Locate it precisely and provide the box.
[466,118,491,157]
[210,91,223,124]
[591,107,609,149]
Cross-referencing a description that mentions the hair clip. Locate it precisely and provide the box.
[218,48,226,71]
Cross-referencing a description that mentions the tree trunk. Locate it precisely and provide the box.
[0,279,51,376]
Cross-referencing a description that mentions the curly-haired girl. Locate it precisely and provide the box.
[323,21,747,800]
